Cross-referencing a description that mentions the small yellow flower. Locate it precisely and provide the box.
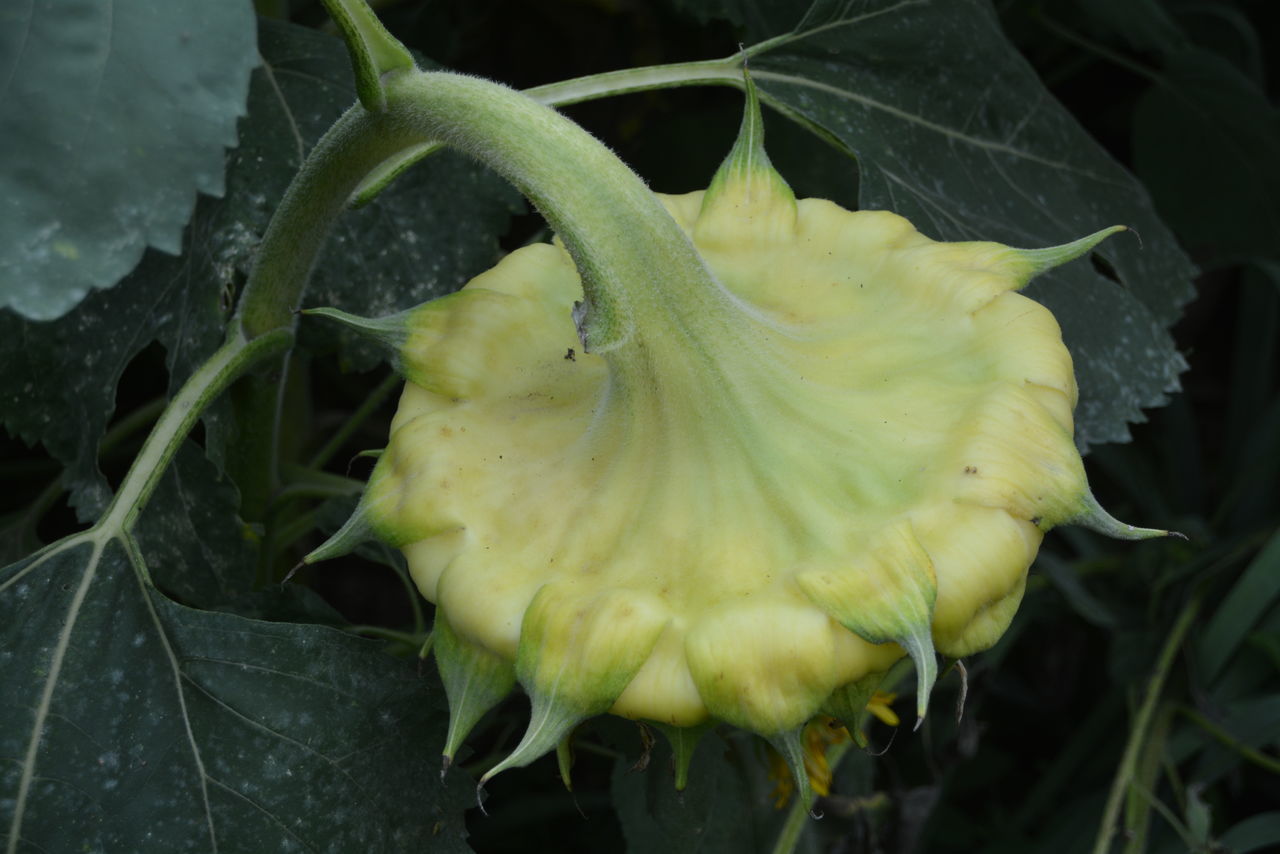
[865,692,900,729]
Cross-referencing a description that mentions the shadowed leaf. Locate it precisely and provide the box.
[0,0,258,320]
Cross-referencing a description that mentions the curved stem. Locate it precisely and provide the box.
[236,108,419,338]
[100,327,294,537]
[350,58,748,210]
[380,72,730,355]
[238,66,746,368]
[771,794,812,854]
[523,56,742,106]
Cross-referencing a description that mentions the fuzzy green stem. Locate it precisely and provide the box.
[236,109,418,338]
[319,0,414,111]
[350,58,746,209]
[239,68,756,411]
[379,72,732,357]
[237,47,756,343]
[771,795,813,854]
[98,328,294,536]
[524,57,742,106]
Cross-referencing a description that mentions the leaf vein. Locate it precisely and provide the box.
[204,775,322,854]
[752,69,1124,187]
[179,672,373,796]
[0,0,35,100]
[4,539,103,854]
[259,55,306,166]
[126,534,220,854]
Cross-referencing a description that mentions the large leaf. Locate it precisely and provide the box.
[0,19,520,520]
[1133,47,1280,263]
[737,0,1195,448]
[611,732,766,853]
[0,447,471,852]
[0,0,258,320]
[138,441,345,622]
[663,0,797,41]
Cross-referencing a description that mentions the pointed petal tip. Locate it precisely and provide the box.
[1075,492,1186,542]
[1015,225,1129,283]
[301,305,411,360]
[898,629,938,728]
[477,763,502,789]
[303,504,374,564]
[699,54,795,220]
[652,720,712,792]
[281,560,305,585]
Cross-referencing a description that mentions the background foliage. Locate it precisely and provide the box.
[1,0,1277,851]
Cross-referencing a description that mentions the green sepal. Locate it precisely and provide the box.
[796,521,939,725]
[479,688,583,786]
[303,497,376,564]
[651,720,716,791]
[302,306,411,365]
[480,586,667,786]
[1072,490,1186,541]
[1011,225,1129,284]
[899,630,937,729]
[699,64,795,224]
[766,728,815,812]
[320,0,415,112]
[822,672,887,749]
[556,732,576,791]
[433,614,517,772]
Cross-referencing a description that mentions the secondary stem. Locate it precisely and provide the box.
[100,327,293,536]
[1091,598,1201,854]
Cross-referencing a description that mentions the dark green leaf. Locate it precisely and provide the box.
[1191,695,1280,788]
[1198,529,1280,683]
[746,0,1195,448]
[663,0,802,42]
[1036,554,1118,628]
[138,441,343,623]
[1133,47,1280,264]
[1219,811,1280,854]
[249,22,524,370]
[1072,0,1185,55]
[0,239,231,518]
[0,533,470,853]
[1185,783,1213,846]
[0,0,258,320]
[611,731,765,853]
[0,19,520,518]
